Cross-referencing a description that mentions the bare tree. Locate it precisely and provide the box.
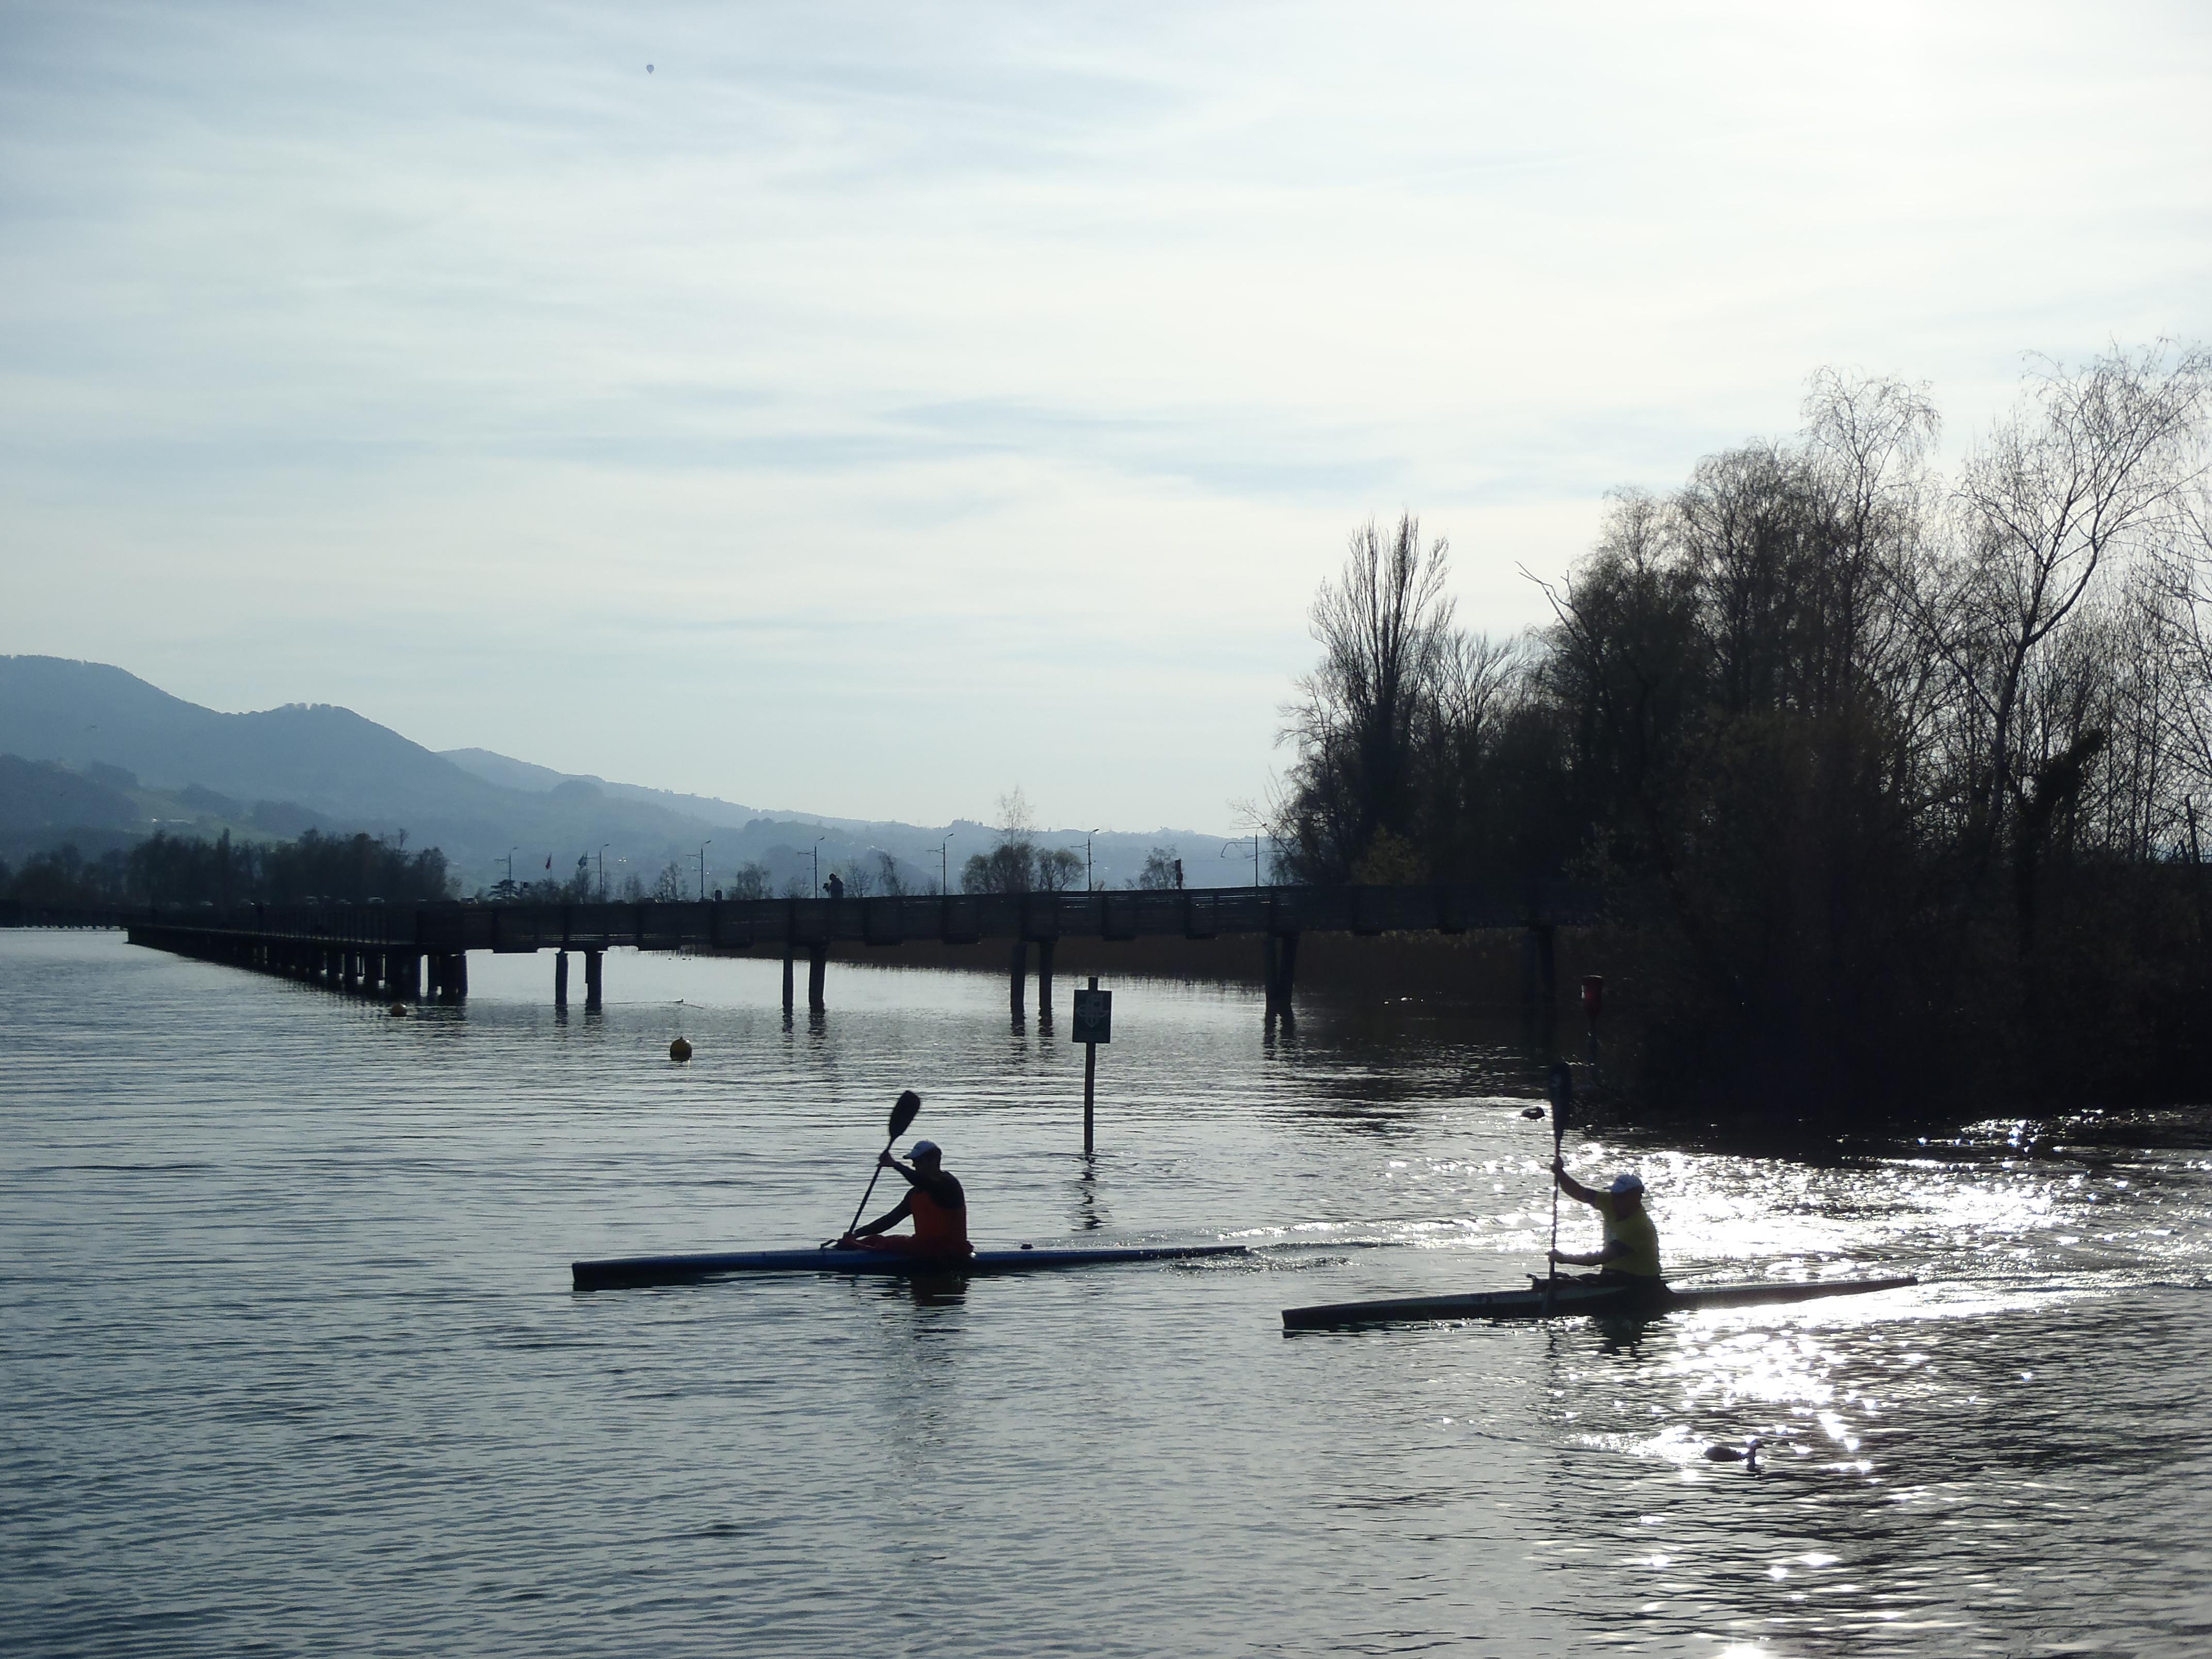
[1801,368,1942,710]
[1279,514,1455,880]
[996,788,1036,837]
[724,861,772,900]
[962,787,1045,893]
[1413,628,1531,866]
[1035,847,1083,891]
[1134,845,1181,889]
[1939,344,2209,858]
[2142,481,2212,818]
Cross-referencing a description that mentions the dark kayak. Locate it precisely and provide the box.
[1281,1274,1918,1330]
[574,1242,1247,1292]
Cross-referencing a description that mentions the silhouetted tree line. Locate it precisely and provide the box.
[486,852,600,904]
[961,789,1085,893]
[1,829,452,908]
[1277,347,2212,1120]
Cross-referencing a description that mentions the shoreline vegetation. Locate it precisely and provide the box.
[1270,350,2212,1123]
[0,828,450,909]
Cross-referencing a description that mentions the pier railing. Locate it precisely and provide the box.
[0,903,131,929]
[120,881,1597,954]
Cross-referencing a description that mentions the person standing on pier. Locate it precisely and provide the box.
[840,1140,971,1259]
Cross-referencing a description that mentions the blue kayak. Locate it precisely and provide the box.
[573,1242,1248,1291]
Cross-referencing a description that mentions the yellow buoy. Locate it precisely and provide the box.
[388,1003,408,1017]
[669,1036,692,1062]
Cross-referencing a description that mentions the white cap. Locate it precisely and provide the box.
[909,1140,941,1161]
[1609,1172,1644,1195]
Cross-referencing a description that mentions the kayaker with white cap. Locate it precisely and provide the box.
[1545,1160,1663,1282]
[838,1140,972,1259]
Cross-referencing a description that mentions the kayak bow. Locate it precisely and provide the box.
[1281,1274,1917,1330]
[574,1242,1247,1292]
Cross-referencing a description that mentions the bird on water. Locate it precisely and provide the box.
[1703,1437,1762,1474]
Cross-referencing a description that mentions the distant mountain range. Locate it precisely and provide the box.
[0,656,1237,892]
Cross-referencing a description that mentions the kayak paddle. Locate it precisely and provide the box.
[833,1089,923,1247]
[1542,1061,1573,1315]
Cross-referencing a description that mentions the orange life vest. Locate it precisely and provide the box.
[908,1184,970,1256]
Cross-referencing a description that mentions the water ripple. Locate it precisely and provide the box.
[4,932,2209,1656]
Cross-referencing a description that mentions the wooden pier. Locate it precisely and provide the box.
[120,882,1597,1015]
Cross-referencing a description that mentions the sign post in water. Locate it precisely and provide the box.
[1071,978,1112,1154]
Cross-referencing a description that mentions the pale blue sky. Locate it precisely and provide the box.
[4,1,2207,830]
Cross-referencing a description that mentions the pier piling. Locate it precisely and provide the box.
[554,950,569,1008]
[1520,924,1556,1009]
[1264,931,1300,1015]
[583,949,603,1011]
[435,952,467,1002]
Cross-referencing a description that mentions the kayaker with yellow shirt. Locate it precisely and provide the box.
[1546,1161,1662,1282]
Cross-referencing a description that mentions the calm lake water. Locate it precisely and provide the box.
[4,929,2208,1658]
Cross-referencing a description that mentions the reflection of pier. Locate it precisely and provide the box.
[122,883,1597,1018]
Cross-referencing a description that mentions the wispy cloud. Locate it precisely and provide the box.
[4,0,2207,828]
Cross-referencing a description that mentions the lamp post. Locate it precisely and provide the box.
[1219,834,1265,887]
[697,840,711,903]
[1071,829,1098,891]
[812,837,825,895]
[939,834,953,896]
[599,844,609,901]
[503,846,518,897]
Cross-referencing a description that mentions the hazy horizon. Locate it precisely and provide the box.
[5,1,2207,834]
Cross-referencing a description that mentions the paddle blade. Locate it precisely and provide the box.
[888,1089,922,1141]
[1546,1062,1574,1125]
